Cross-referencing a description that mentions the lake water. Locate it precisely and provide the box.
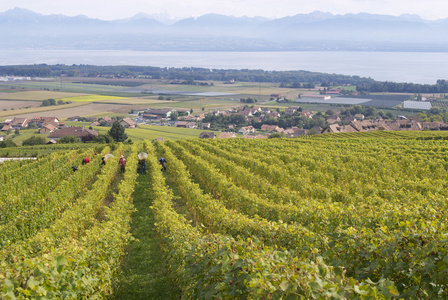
[0,50,447,84]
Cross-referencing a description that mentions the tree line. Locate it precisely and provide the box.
[2,64,448,93]
[356,80,448,94]
[0,64,374,86]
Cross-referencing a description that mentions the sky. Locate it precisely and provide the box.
[1,0,448,21]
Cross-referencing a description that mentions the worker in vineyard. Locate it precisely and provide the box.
[72,165,78,172]
[159,157,167,172]
[138,159,147,174]
[119,155,126,173]
[101,156,106,165]
[82,157,90,165]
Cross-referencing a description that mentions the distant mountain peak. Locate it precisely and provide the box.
[2,7,39,16]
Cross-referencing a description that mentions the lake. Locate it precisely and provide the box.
[1,50,447,84]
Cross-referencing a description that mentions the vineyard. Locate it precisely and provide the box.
[1,131,448,299]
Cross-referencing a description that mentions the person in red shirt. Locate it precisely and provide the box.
[82,157,90,165]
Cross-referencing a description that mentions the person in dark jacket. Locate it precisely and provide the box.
[159,157,167,172]
[138,159,147,174]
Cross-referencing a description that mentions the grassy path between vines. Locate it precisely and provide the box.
[113,174,180,299]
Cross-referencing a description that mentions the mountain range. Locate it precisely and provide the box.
[1,7,448,51]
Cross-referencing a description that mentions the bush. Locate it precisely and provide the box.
[22,135,47,146]
[268,132,286,139]
[93,134,114,144]
[59,135,79,144]
[0,138,17,148]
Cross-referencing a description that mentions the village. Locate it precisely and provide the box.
[1,102,448,144]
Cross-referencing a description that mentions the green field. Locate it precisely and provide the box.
[2,131,448,298]
[93,124,204,141]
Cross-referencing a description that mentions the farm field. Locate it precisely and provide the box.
[1,131,448,298]
[92,124,206,141]
[0,78,429,123]
[0,91,88,101]
[0,103,134,119]
[0,99,42,110]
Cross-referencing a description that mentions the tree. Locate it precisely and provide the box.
[325,109,335,116]
[108,121,128,142]
[170,111,179,121]
[22,135,46,146]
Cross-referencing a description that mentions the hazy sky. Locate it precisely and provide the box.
[1,0,448,21]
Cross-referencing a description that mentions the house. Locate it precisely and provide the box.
[383,119,422,131]
[199,132,216,139]
[218,132,236,139]
[260,107,271,113]
[47,139,57,144]
[350,120,379,132]
[238,126,256,134]
[261,124,280,132]
[90,121,100,127]
[0,125,11,132]
[326,115,341,124]
[282,128,294,136]
[120,118,137,128]
[0,135,3,142]
[99,116,114,125]
[186,122,198,129]
[48,127,98,142]
[322,124,358,134]
[323,119,424,134]
[8,118,29,130]
[143,109,173,119]
[288,127,308,137]
[300,111,314,119]
[342,116,357,123]
[142,114,159,120]
[310,126,323,134]
[176,121,189,128]
[239,106,261,118]
[39,123,57,134]
[240,110,254,118]
[201,123,211,129]
[285,108,297,115]
[29,117,60,128]
[66,116,80,122]
[421,122,448,130]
